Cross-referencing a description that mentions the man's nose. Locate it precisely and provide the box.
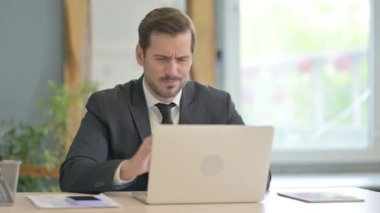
[166,59,178,74]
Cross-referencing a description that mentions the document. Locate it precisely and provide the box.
[277,191,364,203]
[27,193,120,209]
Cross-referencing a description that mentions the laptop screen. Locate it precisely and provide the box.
[144,125,274,204]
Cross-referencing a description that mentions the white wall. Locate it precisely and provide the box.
[91,0,186,90]
[0,0,63,124]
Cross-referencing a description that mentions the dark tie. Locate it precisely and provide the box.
[155,102,176,124]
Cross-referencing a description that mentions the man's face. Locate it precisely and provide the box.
[136,30,193,102]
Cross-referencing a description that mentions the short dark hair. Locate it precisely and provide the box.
[138,7,196,53]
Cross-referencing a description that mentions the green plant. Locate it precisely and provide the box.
[0,80,97,192]
[40,80,97,169]
[0,121,47,165]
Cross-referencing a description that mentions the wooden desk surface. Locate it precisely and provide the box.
[3,187,380,213]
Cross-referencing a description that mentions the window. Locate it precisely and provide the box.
[217,0,379,165]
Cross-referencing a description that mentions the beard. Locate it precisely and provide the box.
[145,74,188,100]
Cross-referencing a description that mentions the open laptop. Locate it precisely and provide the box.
[132,125,274,204]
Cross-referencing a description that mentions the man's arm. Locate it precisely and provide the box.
[224,92,244,124]
[119,137,152,181]
[60,90,154,193]
[59,93,121,193]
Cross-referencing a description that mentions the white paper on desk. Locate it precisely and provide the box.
[26,193,120,209]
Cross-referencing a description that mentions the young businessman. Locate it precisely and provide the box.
[60,7,270,193]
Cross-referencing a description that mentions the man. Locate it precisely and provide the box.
[60,7,270,193]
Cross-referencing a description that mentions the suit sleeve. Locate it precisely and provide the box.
[225,93,244,124]
[59,93,132,193]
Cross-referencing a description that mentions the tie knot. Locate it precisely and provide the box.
[155,103,176,124]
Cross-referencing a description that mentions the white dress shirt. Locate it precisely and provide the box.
[113,77,182,185]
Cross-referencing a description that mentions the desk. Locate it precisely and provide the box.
[3,187,380,213]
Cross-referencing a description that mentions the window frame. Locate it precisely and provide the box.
[216,0,380,168]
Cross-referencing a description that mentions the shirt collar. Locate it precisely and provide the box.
[142,76,182,108]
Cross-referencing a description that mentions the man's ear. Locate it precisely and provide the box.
[136,44,144,66]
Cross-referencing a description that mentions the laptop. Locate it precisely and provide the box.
[132,125,274,204]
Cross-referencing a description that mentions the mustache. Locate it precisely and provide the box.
[160,75,181,81]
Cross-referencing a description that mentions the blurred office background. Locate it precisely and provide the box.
[1,0,379,191]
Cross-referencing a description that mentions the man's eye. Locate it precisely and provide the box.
[156,57,168,61]
[177,58,188,62]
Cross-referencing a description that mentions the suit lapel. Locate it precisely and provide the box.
[129,79,200,135]
[129,77,151,141]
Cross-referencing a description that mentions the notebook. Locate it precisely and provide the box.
[132,125,274,204]
[277,191,364,203]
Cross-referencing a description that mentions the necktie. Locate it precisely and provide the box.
[155,102,176,124]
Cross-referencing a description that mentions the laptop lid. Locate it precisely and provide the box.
[145,125,274,204]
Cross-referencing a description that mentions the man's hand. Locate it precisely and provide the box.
[119,136,152,181]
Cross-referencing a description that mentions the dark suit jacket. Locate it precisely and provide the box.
[60,76,270,193]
